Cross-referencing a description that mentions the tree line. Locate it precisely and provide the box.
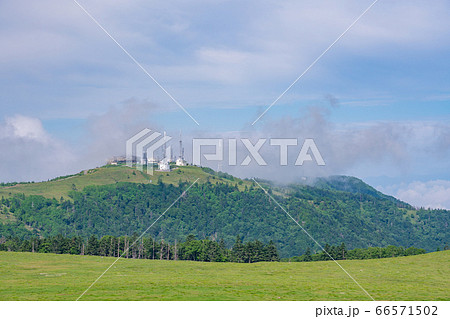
[282,243,427,262]
[1,233,430,263]
[0,234,279,263]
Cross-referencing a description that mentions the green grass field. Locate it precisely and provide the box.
[0,250,448,301]
[0,165,253,200]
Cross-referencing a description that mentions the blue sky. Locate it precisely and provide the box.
[1,0,450,208]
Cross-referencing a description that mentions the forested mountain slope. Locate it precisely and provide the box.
[0,165,448,257]
[310,175,409,207]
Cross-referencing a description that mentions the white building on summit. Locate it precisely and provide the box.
[176,133,187,166]
[176,157,186,166]
[158,159,170,171]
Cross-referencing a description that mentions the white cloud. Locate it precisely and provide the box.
[198,48,250,65]
[381,180,450,209]
[0,100,161,183]
[3,115,50,142]
[188,104,450,192]
[0,115,77,182]
[74,99,162,169]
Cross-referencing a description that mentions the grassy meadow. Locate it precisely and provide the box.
[0,250,448,301]
[0,165,253,200]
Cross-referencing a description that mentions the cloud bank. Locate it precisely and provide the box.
[209,104,448,183]
[380,180,450,210]
[0,115,76,182]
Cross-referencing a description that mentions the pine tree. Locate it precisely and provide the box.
[339,243,347,260]
[265,240,280,261]
[232,235,244,263]
[322,244,331,260]
[303,247,312,261]
[87,235,99,256]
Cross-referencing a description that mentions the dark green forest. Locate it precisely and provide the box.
[283,243,427,262]
[0,234,427,263]
[0,234,279,263]
[1,178,449,257]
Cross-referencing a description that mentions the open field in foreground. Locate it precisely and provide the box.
[0,251,448,301]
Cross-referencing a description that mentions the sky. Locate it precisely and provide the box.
[1,0,450,208]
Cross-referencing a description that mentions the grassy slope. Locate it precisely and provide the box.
[0,250,448,301]
[0,165,253,200]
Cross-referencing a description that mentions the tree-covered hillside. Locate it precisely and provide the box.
[310,175,409,206]
[1,167,448,257]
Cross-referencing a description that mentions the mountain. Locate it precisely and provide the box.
[0,165,448,257]
[310,175,411,207]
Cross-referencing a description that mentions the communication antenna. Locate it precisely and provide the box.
[179,131,182,160]
[179,130,185,160]
[163,131,167,160]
